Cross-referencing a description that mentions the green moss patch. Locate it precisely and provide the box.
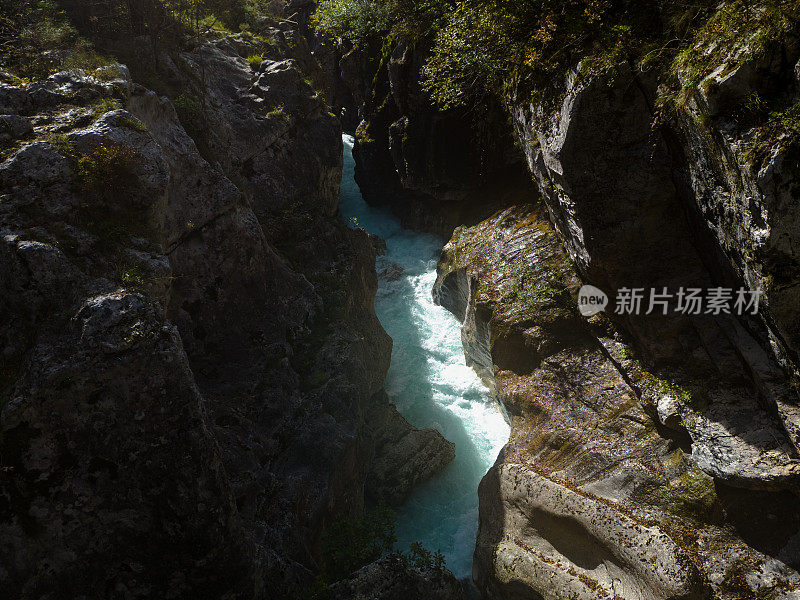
[668,1,798,104]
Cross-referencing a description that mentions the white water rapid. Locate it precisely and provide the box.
[337,134,510,580]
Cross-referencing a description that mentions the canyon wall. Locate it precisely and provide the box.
[346,30,800,600]
[0,26,455,598]
[338,37,535,237]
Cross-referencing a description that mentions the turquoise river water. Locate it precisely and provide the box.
[337,134,510,580]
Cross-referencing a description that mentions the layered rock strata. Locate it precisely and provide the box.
[435,206,800,600]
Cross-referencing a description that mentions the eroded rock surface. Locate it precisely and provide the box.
[328,555,465,600]
[0,30,453,598]
[435,206,800,600]
[367,394,456,505]
[323,21,800,600]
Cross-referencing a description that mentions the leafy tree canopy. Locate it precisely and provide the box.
[314,0,800,109]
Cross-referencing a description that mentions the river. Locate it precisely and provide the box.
[338,134,510,580]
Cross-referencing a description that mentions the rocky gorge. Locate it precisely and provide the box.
[323,3,800,600]
[3,1,800,600]
[0,9,458,599]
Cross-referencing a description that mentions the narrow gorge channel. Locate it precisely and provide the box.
[338,135,510,579]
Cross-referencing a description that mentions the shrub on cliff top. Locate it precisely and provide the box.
[246,52,263,68]
[315,0,800,109]
[314,0,445,44]
[313,0,394,44]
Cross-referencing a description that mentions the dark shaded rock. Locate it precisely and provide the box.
[0,32,448,598]
[0,114,32,144]
[379,263,404,282]
[370,232,387,255]
[670,38,800,373]
[341,37,535,237]
[328,555,465,600]
[510,65,800,491]
[367,395,455,506]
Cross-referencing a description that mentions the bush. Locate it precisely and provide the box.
[669,0,799,99]
[313,0,394,44]
[90,98,122,117]
[266,104,286,119]
[315,0,800,109]
[402,541,446,570]
[246,53,263,69]
[320,505,396,582]
[75,140,139,200]
[174,93,203,125]
[51,135,139,203]
[0,0,113,80]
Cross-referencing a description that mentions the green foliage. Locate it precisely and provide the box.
[320,505,397,582]
[49,134,152,249]
[246,53,263,69]
[243,0,282,21]
[669,0,798,101]
[90,97,122,118]
[48,133,76,157]
[313,0,394,44]
[174,93,203,125]
[314,0,448,44]
[266,104,286,119]
[315,0,677,107]
[75,140,139,200]
[62,0,253,39]
[0,0,113,79]
[506,258,563,310]
[60,45,113,72]
[744,99,800,167]
[663,461,718,521]
[88,99,148,132]
[13,0,284,75]
[401,541,446,570]
[420,3,517,109]
[679,411,697,431]
[315,0,799,111]
[92,63,125,81]
[114,113,149,132]
[640,371,693,406]
[121,264,146,287]
[422,0,717,108]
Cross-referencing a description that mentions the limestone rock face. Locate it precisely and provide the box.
[510,58,798,476]
[477,465,703,600]
[328,555,465,600]
[338,37,535,236]
[0,33,450,598]
[331,20,800,600]
[367,395,456,505]
[435,206,800,600]
[671,39,800,374]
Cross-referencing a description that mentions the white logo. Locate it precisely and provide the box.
[578,285,608,316]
